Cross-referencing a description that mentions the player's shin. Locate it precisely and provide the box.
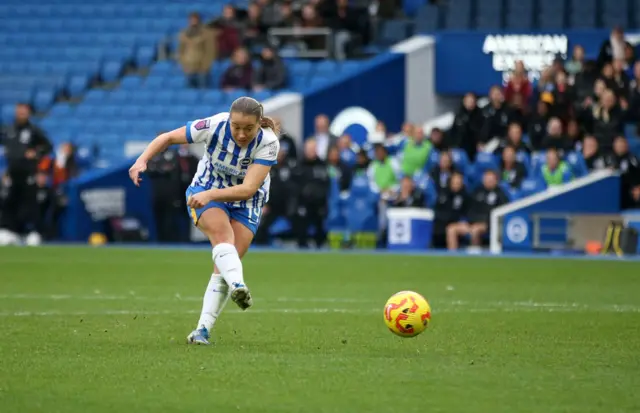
[197,273,229,331]
[212,243,245,288]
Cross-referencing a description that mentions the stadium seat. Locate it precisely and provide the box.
[101,61,125,83]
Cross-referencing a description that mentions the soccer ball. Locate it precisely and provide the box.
[383,291,431,337]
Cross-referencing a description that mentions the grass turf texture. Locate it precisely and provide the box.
[0,247,639,413]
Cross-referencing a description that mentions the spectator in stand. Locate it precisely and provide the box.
[293,139,330,248]
[400,125,432,177]
[429,127,448,152]
[220,47,253,91]
[391,176,425,208]
[327,146,352,192]
[612,59,631,99]
[575,60,600,103]
[528,100,551,150]
[278,2,298,27]
[178,12,215,89]
[330,0,361,60]
[432,172,469,248]
[480,86,509,150]
[504,60,532,110]
[600,62,618,93]
[257,0,283,27]
[582,136,612,171]
[500,145,527,189]
[565,45,585,80]
[628,62,640,122]
[541,148,572,187]
[255,146,298,245]
[299,4,325,52]
[624,43,636,74]
[337,133,358,167]
[590,89,625,153]
[449,92,483,161]
[597,26,631,69]
[541,117,572,155]
[242,2,266,49]
[430,151,457,193]
[500,122,532,154]
[368,143,400,196]
[567,119,584,151]
[308,114,338,161]
[610,136,640,208]
[446,170,508,250]
[209,5,241,59]
[537,67,555,94]
[551,70,575,123]
[253,46,287,91]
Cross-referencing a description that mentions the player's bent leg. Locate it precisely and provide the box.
[226,219,256,310]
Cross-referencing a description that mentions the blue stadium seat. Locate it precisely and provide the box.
[565,151,588,178]
[33,89,56,112]
[136,46,157,68]
[520,178,547,197]
[378,20,410,46]
[68,75,90,98]
[120,76,144,90]
[101,61,124,83]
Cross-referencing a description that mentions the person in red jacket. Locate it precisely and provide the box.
[504,60,532,110]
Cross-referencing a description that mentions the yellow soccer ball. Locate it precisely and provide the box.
[383,291,431,337]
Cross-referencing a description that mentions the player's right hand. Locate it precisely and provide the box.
[129,160,147,187]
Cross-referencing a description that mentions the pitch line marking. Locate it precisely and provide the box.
[0,294,639,313]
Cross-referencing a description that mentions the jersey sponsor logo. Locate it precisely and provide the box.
[194,119,211,131]
[213,161,246,177]
[240,158,252,167]
[267,141,278,157]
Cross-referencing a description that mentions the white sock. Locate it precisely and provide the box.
[212,243,246,289]
[196,273,229,331]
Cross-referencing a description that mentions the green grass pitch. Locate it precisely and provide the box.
[1,246,639,413]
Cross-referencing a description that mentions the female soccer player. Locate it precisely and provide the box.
[128,97,280,345]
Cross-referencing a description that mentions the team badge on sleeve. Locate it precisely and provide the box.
[267,141,278,157]
[194,119,211,130]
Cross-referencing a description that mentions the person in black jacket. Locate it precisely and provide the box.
[392,176,425,208]
[446,170,509,250]
[528,100,551,151]
[582,136,612,171]
[147,147,184,243]
[430,151,457,193]
[253,46,287,91]
[0,103,52,236]
[500,145,527,189]
[276,121,298,161]
[327,146,352,192]
[432,172,469,248]
[479,86,509,150]
[293,139,330,248]
[254,146,299,245]
[449,92,484,161]
[610,136,640,208]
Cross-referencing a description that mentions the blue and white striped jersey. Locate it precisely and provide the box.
[185,112,279,208]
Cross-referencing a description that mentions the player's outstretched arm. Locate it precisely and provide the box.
[129,127,188,186]
[187,164,271,208]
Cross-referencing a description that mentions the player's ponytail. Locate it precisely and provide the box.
[230,96,280,135]
[259,116,280,135]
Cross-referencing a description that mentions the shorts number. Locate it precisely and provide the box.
[249,206,261,223]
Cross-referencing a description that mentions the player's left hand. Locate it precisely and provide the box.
[187,191,213,209]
